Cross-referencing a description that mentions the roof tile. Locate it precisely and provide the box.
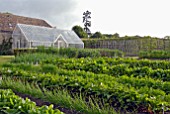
[0,13,52,32]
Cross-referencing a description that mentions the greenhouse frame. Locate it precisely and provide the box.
[12,24,84,49]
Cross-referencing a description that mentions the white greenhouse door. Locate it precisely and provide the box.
[58,41,65,48]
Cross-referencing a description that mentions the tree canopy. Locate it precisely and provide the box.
[72,25,88,38]
[91,31,103,38]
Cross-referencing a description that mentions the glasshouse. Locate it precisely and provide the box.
[12,24,84,49]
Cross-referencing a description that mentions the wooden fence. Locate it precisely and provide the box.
[83,38,170,56]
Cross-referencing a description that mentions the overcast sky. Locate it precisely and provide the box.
[0,0,170,37]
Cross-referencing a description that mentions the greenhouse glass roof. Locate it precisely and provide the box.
[16,24,83,44]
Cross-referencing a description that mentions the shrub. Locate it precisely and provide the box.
[59,48,77,58]
[14,47,124,58]
[139,50,170,59]
[98,49,124,58]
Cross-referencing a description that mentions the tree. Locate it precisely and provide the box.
[72,25,88,38]
[113,33,120,38]
[83,10,91,35]
[0,35,12,55]
[164,36,170,39]
[91,31,103,38]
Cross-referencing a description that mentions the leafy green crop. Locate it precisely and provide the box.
[0,89,63,114]
[1,54,170,113]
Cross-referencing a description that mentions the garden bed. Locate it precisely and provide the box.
[0,52,170,114]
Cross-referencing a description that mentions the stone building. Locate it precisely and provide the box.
[0,12,51,54]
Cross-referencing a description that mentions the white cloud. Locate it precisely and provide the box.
[0,0,78,29]
[0,0,170,37]
[76,0,170,37]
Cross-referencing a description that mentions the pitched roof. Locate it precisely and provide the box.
[59,30,84,44]
[15,24,84,45]
[17,24,56,43]
[0,13,52,33]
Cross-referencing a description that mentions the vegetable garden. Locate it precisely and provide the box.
[0,48,170,114]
